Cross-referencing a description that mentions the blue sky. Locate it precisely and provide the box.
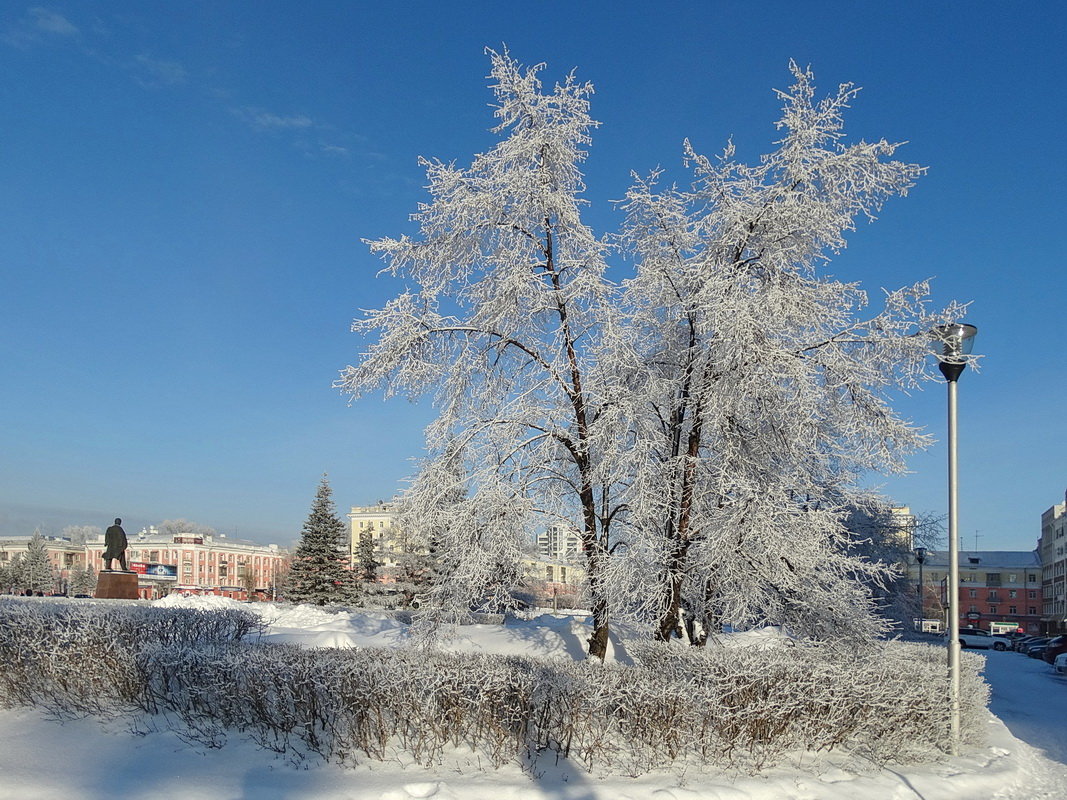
[1,2,1063,549]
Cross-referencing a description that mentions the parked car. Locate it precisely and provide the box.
[1026,638,1052,658]
[1054,652,1067,675]
[955,627,1011,650]
[1041,635,1067,665]
[1013,635,1043,652]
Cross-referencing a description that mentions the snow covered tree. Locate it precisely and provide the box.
[341,52,967,655]
[285,475,356,606]
[610,62,966,643]
[23,529,55,594]
[843,504,943,628]
[356,529,379,583]
[68,561,97,596]
[0,555,24,594]
[61,525,101,547]
[158,519,216,537]
[338,50,625,658]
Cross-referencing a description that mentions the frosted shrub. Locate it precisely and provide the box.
[0,599,987,775]
[127,638,982,774]
[0,599,261,714]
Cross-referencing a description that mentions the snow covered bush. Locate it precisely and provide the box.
[117,638,989,773]
[0,598,988,776]
[0,599,262,715]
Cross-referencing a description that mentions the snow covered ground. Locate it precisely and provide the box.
[1,596,1065,799]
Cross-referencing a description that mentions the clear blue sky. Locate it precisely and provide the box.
[1,2,1063,550]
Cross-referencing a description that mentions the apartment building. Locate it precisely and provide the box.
[911,550,1043,635]
[536,524,582,561]
[348,501,403,572]
[1040,490,1067,635]
[0,534,85,594]
[86,529,288,600]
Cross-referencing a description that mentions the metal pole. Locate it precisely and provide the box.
[918,559,925,628]
[946,377,961,755]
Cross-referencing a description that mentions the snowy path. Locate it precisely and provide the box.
[983,647,1067,764]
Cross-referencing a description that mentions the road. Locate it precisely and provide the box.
[982,646,1067,764]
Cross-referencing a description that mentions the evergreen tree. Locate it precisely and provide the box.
[286,475,355,605]
[0,555,23,593]
[23,529,55,594]
[357,530,379,583]
[68,561,97,596]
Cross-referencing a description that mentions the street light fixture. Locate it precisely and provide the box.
[931,322,977,756]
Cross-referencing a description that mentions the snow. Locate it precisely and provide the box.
[1,596,1065,799]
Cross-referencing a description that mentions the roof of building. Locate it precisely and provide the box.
[922,550,1041,569]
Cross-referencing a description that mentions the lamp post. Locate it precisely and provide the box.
[914,546,927,631]
[932,322,977,755]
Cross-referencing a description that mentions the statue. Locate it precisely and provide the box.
[102,517,129,572]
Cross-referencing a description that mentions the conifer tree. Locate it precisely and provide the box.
[23,529,55,594]
[286,475,355,605]
[68,561,97,596]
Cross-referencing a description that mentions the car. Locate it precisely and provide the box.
[1026,638,1052,658]
[1041,635,1067,665]
[1055,652,1067,675]
[956,627,1012,651]
[1013,635,1043,652]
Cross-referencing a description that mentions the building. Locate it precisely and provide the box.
[0,534,85,594]
[1039,489,1067,635]
[536,524,582,561]
[909,550,1043,635]
[348,501,403,573]
[86,529,288,600]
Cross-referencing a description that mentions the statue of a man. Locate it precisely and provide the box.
[103,517,129,572]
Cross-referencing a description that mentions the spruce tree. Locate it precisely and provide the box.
[286,475,354,605]
[23,530,55,594]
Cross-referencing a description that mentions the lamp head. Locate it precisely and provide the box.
[931,323,977,382]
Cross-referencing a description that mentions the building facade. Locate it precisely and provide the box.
[86,529,288,600]
[1039,489,1067,635]
[0,534,85,594]
[348,501,404,573]
[536,524,582,561]
[910,550,1043,635]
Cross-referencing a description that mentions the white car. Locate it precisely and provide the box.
[1054,652,1067,675]
[956,627,1011,651]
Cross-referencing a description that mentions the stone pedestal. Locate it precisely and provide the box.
[95,571,140,600]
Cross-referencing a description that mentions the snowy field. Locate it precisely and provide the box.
[1,595,1065,800]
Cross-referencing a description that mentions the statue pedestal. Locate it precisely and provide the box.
[95,571,140,600]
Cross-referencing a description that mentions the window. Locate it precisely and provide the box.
[545,566,554,581]
[1009,606,1017,614]
[1029,591,1037,599]
[969,589,977,598]
[1009,590,1017,599]
[989,606,998,614]
[1029,574,1037,583]
[1029,607,1037,615]
[1008,574,1018,583]
[987,592,999,601]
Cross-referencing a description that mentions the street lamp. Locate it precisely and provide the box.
[914,546,928,631]
[931,322,977,756]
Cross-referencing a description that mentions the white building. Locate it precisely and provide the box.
[536,524,581,561]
